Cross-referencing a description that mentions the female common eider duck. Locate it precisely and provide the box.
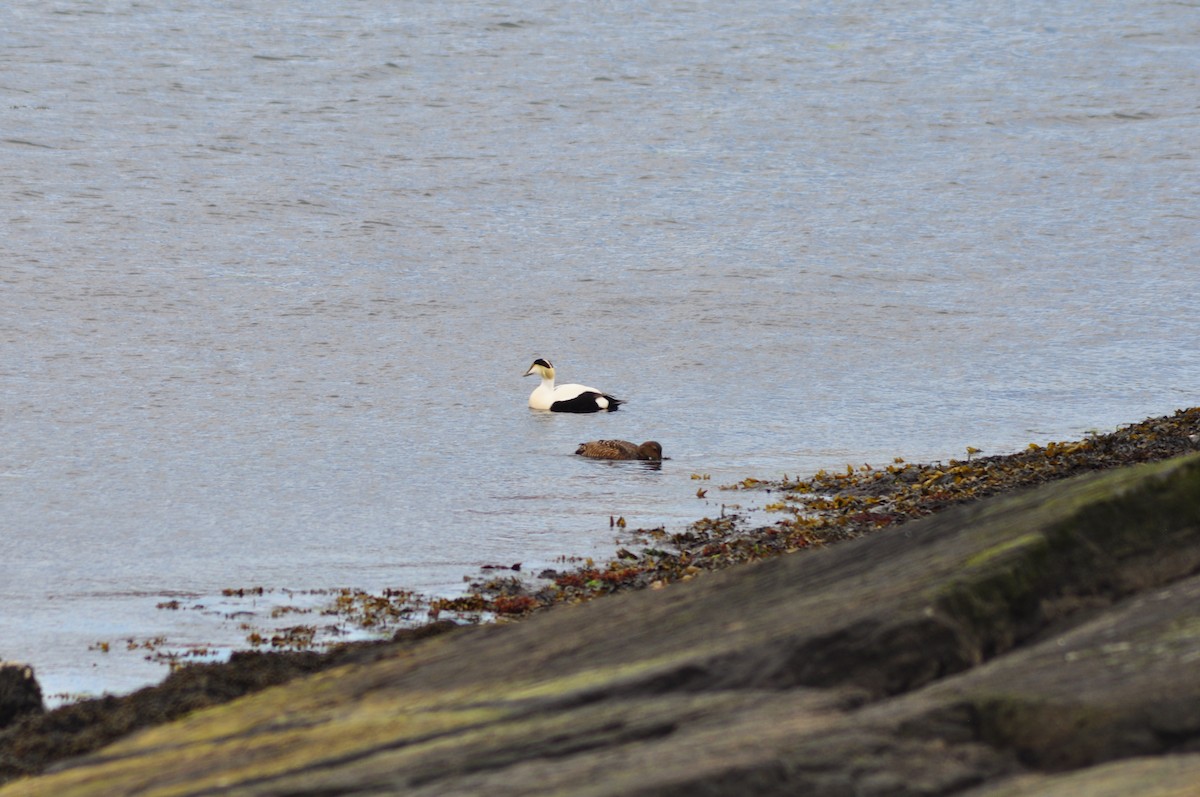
[576,440,663,461]
[524,358,623,413]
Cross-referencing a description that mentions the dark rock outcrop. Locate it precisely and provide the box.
[0,666,43,731]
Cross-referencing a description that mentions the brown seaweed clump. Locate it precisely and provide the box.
[761,407,1200,547]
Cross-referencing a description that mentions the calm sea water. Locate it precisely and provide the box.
[3,0,1198,701]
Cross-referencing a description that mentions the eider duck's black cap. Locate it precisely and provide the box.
[532,358,553,368]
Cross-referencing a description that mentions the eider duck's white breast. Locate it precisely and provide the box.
[523,358,623,413]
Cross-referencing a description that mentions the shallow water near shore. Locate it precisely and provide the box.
[3,0,1199,701]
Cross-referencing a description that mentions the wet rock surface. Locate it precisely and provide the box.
[2,411,1200,796]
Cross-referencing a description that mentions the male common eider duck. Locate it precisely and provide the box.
[576,440,663,461]
[524,358,623,413]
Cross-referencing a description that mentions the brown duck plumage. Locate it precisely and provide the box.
[575,440,663,461]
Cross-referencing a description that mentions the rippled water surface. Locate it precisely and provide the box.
[3,0,1198,700]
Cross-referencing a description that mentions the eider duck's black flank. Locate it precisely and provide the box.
[576,440,663,461]
[523,358,622,413]
[552,392,623,413]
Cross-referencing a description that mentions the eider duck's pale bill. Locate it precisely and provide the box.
[524,358,554,378]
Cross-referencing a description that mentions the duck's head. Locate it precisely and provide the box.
[523,358,555,379]
[639,441,664,461]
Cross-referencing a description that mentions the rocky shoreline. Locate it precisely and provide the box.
[2,408,1200,795]
[456,407,1200,614]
